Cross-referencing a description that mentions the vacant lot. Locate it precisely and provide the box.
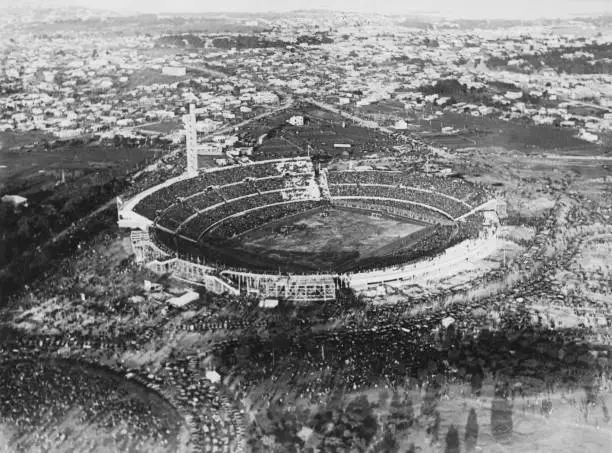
[0,130,55,151]
[414,112,605,154]
[0,145,159,195]
[127,68,189,89]
[136,119,182,135]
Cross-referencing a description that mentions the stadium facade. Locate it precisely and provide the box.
[119,156,499,302]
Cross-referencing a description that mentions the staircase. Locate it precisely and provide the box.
[214,187,228,203]
[317,168,331,201]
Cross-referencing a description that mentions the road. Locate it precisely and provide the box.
[306,98,392,132]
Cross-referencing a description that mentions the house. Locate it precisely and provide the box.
[393,119,408,130]
[505,91,523,100]
[252,91,279,104]
[577,129,598,143]
[162,66,186,77]
[197,142,224,156]
[287,115,304,126]
[1,194,28,208]
[167,291,199,308]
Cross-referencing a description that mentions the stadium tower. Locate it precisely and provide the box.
[185,104,198,175]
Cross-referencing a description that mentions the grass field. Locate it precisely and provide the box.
[235,208,424,272]
[413,112,606,154]
[0,146,159,194]
[0,130,55,151]
[126,68,190,89]
[136,119,182,135]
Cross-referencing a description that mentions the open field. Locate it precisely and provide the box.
[126,68,190,89]
[0,131,55,152]
[355,100,607,154]
[0,146,160,194]
[231,207,425,272]
[136,119,182,135]
[415,112,606,153]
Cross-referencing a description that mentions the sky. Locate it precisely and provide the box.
[9,0,612,19]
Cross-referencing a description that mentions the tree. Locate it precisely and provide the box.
[464,408,478,452]
[445,425,460,453]
[312,395,379,453]
[470,366,484,396]
[491,383,513,443]
[378,389,390,407]
[374,428,399,453]
[388,392,413,431]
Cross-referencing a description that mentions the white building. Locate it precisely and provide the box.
[393,119,408,130]
[1,194,28,208]
[197,142,224,156]
[162,66,187,77]
[168,291,199,308]
[252,91,279,104]
[287,115,304,126]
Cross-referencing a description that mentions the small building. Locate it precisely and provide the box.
[287,115,304,126]
[393,119,408,130]
[259,298,279,308]
[505,91,523,100]
[1,194,28,208]
[167,290,199,308]
[205,370,221,383]
[578,129,598,143]
[162,66,187,77]
[197,142,224,156]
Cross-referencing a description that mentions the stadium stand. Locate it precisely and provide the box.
[127,158,494,279]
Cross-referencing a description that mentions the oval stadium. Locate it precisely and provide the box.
[119,155,499,302]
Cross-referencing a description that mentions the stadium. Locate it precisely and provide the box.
[119,153,499,302]
[115,102,499,302]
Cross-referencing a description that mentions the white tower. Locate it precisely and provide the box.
[185,104,198,175]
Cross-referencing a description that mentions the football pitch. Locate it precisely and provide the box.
[235,207,425,272]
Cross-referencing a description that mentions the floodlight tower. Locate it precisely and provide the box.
[185,104,198,175]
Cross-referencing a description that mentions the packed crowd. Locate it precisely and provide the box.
[152,195,491,275]
[210,200,327,239]
[211,310,608,410]
[4,184,611,452]
[179,191,288,239]
[134,159,305,219]
[337,198,451,224]
[155,177,317,231]
[208,205,608,405]
[339,224,457,273]
[162,356,245,453]
[280,121,401,158]
[327,170,490,207]
[0,356,182,453]
[157,190,225,230]
[329,184,471,219]
[347,211,487,272]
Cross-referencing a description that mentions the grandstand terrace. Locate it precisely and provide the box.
[132,157,315,221]
[119,157,497,301]
[326,170,489,217]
